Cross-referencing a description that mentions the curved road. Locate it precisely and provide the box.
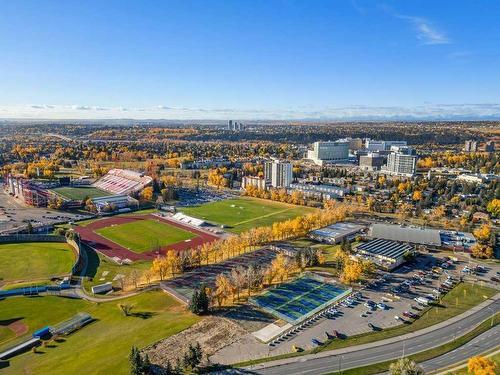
[227,298,499,375]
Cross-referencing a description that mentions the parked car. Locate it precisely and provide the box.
[377,303,388,310]
[403,311,417,319]
[311,338,322,346]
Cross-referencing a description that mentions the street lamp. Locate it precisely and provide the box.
[487,306,494,327]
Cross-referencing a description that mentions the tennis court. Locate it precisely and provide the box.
[250,274,351,324]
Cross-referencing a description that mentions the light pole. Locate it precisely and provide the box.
[487,306,494,327]
[338,355,343,374]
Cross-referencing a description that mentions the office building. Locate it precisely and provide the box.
[464,140,478,152]
[307,140,349,166]
[288,183,348,200]
[359,153,385,171]
[228,120,233,130]
[383,147,417,176]
[264,160,293,188]
[365,140,407,152]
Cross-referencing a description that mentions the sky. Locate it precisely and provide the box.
[1,0,499,120]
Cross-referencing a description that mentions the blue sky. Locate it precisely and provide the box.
[1,0,499,119]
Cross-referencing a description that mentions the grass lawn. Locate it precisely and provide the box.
[0,242,75,284]
[95,219,196,253]
[0,291,200,375]
[180,197,316,233]
[82,248,152,290]
[49,186,109,201]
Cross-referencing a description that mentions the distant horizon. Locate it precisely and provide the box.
[1,103,500,122]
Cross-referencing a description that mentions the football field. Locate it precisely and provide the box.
[179,197,316,233]
[49,186,109,201]
[94,218,197,253]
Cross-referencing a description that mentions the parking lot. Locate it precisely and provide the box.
[0,189,88,233]
[210,252,499,364]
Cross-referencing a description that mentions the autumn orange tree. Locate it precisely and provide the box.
[341,260,363,284]
[467,355,497,375]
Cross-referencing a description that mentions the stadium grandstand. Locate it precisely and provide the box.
[93,169,152,195]
[3,174,56,207]
[172,212,206,227]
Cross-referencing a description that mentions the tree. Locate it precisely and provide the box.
[341,260,363,284]
[119,304,134,316]
[389,357,425,375]
[189,284,209,314]
[140,186,154,201]
[471,243,494,259]
[182,342,203,371]
[129,346,143,375]
[486,199,500,218]
[214,274,231,307]
[468,355,497,375]
[412,190,423,202]
[473,224,491,244]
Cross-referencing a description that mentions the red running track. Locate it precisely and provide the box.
[74,214,219,261]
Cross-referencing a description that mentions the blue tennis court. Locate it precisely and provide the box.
[250,274,351,323]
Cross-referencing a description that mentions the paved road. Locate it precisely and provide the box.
[226,298,499,375]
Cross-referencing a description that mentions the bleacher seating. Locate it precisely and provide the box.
[93,169,152,195]
[172,212,205,227]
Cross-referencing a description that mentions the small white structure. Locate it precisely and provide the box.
[172,212,205,227]
[91,282,113,294]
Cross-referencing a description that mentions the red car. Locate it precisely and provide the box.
[403,311,417,319]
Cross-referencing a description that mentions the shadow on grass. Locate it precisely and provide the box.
[0,360,10,369]
[130,311,156,319]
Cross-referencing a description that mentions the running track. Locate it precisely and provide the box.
[74,214,220,261]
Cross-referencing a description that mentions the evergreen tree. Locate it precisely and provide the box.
[129,346,143,375]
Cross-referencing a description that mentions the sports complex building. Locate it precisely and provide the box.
[308,222,366,244]
[369,223,476,252]
[250,273,351,324]
[355,238,413,270]
[3,168,151,212]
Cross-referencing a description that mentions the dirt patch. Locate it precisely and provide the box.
[8,320,28,336]
[142,316,246,367]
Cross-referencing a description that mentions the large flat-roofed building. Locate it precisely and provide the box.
[309,222,366,244]
[365,140,407,152]
[242,176,267,190]
[369,223,442,247]
[464,140,478,152]
[359,153,385,171]
[355,238,413,270]
[289,183,348,200]
[307,140,349,166]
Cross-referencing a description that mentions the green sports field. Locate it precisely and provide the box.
[0,291,200,375]
[179,196,317,233]
[95,219,196,253]
[0,242,75,283]
[49,186,109,201]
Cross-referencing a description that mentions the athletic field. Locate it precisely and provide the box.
[94,218,196,253]
[0,242,75,283]
[0,291,200,375]
[179,197,316,233]
[49,186,109,201]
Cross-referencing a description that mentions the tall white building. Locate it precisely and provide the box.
[383,147,417,176]
[365,140,407,152]
[307,140,349,166]
[264,160,293,188]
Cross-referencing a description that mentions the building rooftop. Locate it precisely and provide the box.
[357,238,412,260]
[370,223,442,246]
[310,222,365,239]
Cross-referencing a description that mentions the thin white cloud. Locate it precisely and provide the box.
[407,16,450,45]
[381,4,451,46]
[1,103,499,120]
